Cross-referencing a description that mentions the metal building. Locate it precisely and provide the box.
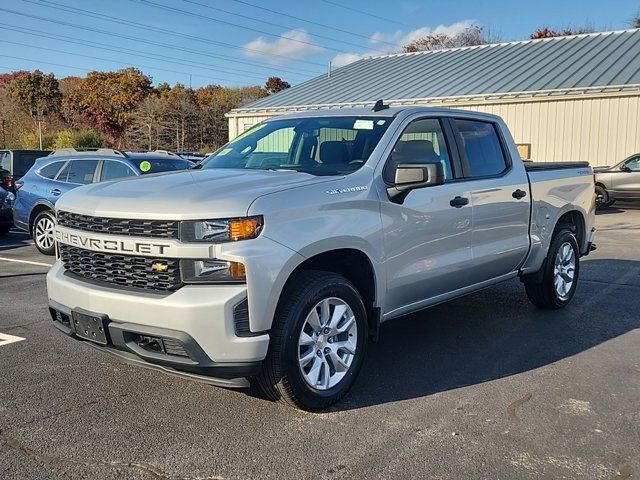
[227,29,640,167]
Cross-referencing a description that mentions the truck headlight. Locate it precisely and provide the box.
[180,216,263,243]
[180,259,246,284]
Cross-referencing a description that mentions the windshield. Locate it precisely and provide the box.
[201,116,391,176]
[131,157,194,174]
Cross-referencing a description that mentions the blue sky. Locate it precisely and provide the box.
[0,0,638,88]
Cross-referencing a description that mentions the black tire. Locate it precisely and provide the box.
[32,210,56,256]
[524,229,580,309]
[256,270,368,411]
[595,185,614,208]
[0,224,10,236]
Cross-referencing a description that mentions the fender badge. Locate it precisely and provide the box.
[325,185,368,195]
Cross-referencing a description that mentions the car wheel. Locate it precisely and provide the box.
[32,210,56,256]
[0,225,10,236]
[595,185,614,208]
[524,229,580,309]
[256,270,368,411]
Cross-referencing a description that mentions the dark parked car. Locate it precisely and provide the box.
[0,149,51,192]
[0,187,14,236]
[177,151,207,163]
[14,148,194,254]
[594,154,640,207]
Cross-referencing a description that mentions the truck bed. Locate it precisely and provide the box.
[524,161,590,171]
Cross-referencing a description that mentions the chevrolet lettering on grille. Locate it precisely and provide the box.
[55,229,171,255]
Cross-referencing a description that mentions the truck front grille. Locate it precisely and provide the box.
[59,244,182,291]
[57,211,179,239]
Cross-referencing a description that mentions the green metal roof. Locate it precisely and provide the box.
[232,29,640,114]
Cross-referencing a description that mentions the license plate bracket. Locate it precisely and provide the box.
[71,310,109,345]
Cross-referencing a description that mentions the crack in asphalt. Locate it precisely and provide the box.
[0,429,223,480]
[507,393,533,421]
[581,279,640,288]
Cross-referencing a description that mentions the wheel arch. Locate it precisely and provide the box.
[279,247,380,341]
[553,209,586,252]
[28,201,55,234]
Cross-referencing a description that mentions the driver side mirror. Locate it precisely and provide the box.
[621,165,632,172]
[387,163,445,204]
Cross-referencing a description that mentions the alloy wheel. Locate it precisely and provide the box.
[553,242,576,299]
[297,297,358,391]
[35,215,55,251]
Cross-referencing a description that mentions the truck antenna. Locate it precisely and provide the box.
[372,99,389,112]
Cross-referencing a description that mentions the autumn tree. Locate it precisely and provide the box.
[0,71,28,92]
[265,76,291,94]
[530,27,594,39]
[159,84,199,151]
[9,70,61,149]
[403,24,495,52]
[57,76,84,130]
[68,68,152,146]
[128,94,165,151]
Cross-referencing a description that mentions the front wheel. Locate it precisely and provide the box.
[256,271,368,411]
[32,210,56,256]
[524,229,580,309]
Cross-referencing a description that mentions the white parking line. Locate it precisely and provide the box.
[0,256,53,267]
[0,333,25,347]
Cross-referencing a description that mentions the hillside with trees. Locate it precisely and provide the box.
[0,68,288,152]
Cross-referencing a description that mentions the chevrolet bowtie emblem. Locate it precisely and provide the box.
[151,262,168,273]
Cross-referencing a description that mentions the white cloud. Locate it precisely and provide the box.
[332,20,477,68]
[331,53,367,68]
[243,29,324,64]
[370,20,476,47]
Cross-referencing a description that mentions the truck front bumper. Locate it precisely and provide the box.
[47,261,270,386]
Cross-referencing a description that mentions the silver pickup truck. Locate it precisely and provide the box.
[47,107,596,411]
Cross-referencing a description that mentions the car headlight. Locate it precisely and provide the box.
[180,259,246,284]
[180,216,263,243]
[1,192,15,209]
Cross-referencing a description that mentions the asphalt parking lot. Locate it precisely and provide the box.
[1,206,639,480]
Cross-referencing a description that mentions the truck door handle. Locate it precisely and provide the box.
[512,189,527,199]
[50,189,61,196]
[449,196,469,208]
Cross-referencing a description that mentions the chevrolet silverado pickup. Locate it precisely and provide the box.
[47,106,596,411]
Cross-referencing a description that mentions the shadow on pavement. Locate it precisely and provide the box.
[325,258,640,411]
[0,228,34,252]
[597,202,640,215]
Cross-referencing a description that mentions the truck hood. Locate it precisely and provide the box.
[55,168,337,219]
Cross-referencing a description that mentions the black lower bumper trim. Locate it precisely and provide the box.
[49,300,262,386]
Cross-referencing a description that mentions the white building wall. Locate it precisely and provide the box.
[228,93,640,167]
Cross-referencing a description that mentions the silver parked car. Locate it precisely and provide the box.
[594,154,640,207]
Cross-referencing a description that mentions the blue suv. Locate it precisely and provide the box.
[14,148,194,255]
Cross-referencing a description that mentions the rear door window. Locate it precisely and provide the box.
[59,160,99,184]
[38,161,66,179]
[101,160,136,181]
[454,120,509,178]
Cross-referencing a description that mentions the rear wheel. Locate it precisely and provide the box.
[524,229,580,309]
[256,271,368,411]
[0,225,10,236]
[595,185,614,208]
[32,210,56,256]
